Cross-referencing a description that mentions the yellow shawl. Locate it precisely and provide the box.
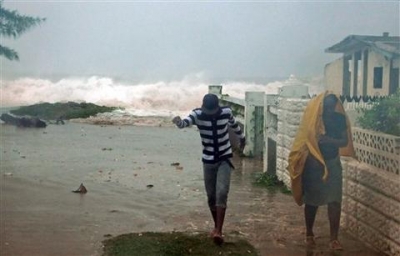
[287,91,356,206]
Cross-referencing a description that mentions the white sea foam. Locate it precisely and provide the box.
[1,75,324,117]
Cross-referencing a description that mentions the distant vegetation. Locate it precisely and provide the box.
[10,102,119,120]
[357,91,400,136]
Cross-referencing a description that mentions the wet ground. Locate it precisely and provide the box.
[0,122,380,256]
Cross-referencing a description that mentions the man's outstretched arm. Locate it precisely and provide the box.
[172,113,194,128]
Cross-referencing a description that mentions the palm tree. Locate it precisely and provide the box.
[0,1,45,60]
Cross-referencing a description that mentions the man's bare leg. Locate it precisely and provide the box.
[213,206,226,245]
[209,208,217,236]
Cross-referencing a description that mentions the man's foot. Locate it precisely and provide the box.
[329,240,343,250]
[213,233,224,246]
[305,236,316,247]
[209,228,217,237]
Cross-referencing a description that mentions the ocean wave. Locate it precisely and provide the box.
[1,75,324,117]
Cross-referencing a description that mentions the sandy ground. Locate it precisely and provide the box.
[0,122,380,256]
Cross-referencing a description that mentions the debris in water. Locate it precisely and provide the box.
[171,162,180,166]
[72,183,87,194]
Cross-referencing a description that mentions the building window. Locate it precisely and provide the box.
[373,67,383,88]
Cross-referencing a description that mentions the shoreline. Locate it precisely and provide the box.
[69,115,176,127]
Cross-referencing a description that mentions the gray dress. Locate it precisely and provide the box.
[302,113,346,206]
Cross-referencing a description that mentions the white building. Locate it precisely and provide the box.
[324,33,399,96]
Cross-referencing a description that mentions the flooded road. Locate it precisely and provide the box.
[0,123,379,256]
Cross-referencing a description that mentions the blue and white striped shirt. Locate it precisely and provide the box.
[176,106,244,164]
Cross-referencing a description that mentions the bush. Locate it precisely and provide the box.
[253,172,291,194]
[357,91,400,136]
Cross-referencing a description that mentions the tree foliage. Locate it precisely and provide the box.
[0,1,45,60]
[357,90,400,136]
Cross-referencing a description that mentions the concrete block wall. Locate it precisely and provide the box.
[342,128,400,255]
[275,97,309,187]
[352,127,400,174]
[343,160,400,255]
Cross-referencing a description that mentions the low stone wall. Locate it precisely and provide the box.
[352,127,400,174]
[342,129,400,255]
[342,160,400,255]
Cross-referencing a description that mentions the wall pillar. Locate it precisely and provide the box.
[351,51,362,96]
[243,91,265,157]
[274,85,309,184]
[208,85,222,96]
[264,94,278,175]
[279,85,309,98]
[362,50,369,96]
[343,55,351,96]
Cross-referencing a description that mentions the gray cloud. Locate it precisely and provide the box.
[2,1,399,82]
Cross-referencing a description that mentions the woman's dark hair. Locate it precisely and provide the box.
[323,94,338,112]
[324,94,338,104]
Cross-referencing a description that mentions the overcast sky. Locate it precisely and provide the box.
[2,1,399,83]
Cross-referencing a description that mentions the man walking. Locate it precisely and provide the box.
[172,93,245,245]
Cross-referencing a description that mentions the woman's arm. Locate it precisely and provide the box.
[318,130,348,148]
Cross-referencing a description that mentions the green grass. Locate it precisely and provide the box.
[102,232,259,256]
[253,172,292,194]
